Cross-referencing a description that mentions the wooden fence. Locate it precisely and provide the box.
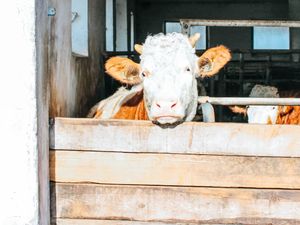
[50,117,300,225]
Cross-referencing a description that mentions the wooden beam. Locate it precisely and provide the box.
[50,150,300,189]
[180,19,300,27]
[51,183,300,224]
[50,118,300,157]
[53,218,222,225]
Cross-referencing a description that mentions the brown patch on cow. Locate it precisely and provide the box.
[276,106,300,124]
[276,90,300,125]
[267,116,273,125]
[93,110,103,119]
[113,91,148,120]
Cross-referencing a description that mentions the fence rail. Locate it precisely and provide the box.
[199,96,300,122]
[198,96,300,105]
[180,19,300,35]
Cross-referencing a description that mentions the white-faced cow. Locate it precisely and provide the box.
[230,84,300,124]
[88,33,231,125]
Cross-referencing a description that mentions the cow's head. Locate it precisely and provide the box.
[229,85,280,124]
[105,33,231,124]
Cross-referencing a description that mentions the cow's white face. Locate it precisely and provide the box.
[140,34,198,124]
[247,105,278,124]
[104,33,231,125]
[247,84,279,124]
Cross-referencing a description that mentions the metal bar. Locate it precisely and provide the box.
[201,103,215,123]
[238,53,244,96]
[113,0,117,51]
[180,19,300,28]
[104,49,300,56]
[181,22,190,36]
[198,97,300,106]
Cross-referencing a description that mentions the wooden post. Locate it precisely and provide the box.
[0,1,49,225]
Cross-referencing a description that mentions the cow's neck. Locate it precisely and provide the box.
[113,91,148,120]
[276,106,300,124]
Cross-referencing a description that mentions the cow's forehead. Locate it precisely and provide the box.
[142,33,193,52]
[141,50,194,70]
[140,33,195,69]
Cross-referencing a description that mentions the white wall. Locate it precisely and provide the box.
[0,0,49,224]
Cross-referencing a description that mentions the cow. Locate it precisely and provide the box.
[88,32,231,125]
[229,84,300,124]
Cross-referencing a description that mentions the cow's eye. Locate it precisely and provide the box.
[141,71,150,78]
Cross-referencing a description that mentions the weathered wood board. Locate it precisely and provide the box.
[54,218,282,225]
[50,118,300,157]
[50,150,300,189]
[53,219,229,225]
[51,183,300,224]
[50,118,300,224]
[48,0,105,118]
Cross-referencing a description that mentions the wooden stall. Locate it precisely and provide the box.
[50,118,300,225]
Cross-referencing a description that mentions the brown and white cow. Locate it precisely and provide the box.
[88,32,231,125]
[230,84,300,124]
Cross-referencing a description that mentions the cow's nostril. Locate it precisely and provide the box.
[171,102,177,108]
[156,103,161,108]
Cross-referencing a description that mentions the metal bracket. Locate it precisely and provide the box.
[48,7,56,16]
[180,22,191,36]
[72,12,79,22]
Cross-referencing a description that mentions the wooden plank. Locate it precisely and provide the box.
[51,183,300,224]
[52,219,297,225]
[53,218,222,225]
[50,118,300,157]
[52,219,299,225]
[50,150,300,189]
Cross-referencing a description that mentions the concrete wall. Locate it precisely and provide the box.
[135,0,289,49]
[0,0,49,224]
[49,0,106,117]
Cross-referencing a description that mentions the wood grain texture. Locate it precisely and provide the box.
[50,150,300,189]
[52,218,299,225]
[50,118,300,157]
[51,183,300,224]
[53,218,227,225]
[36,0,50,224]
[48,0,105,117]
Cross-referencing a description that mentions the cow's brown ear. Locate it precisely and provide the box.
[105,57,142,85]
[197,45,231,77]
[229,106,247,116]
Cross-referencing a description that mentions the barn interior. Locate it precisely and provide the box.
[47,1,300,224]
[49,0,300,122]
